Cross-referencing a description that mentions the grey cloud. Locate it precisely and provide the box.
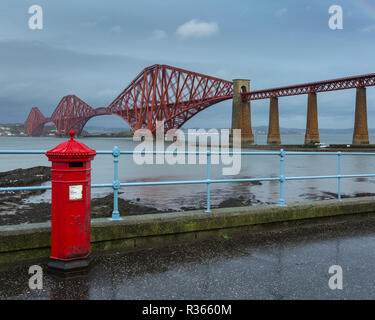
[0,40,154,123]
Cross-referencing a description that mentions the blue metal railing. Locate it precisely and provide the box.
[1,148,375,220]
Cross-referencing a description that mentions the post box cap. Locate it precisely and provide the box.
[46,129,96,161]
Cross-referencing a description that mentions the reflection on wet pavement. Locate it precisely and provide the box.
[1,214,375,299]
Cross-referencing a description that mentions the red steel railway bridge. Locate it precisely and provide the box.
[24,64,375,145]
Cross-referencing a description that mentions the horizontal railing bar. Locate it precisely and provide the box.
[285,152,338,155]
[2,150,375,156]
[1,173,375,192]
[206,177,280,183]
[285,151,375,156]
[0,150,46,154]
[0,186,51,192]
[286,175,339,180]
[91,183,113,188]
[338,173,375,178]
[0,150,281,156]
[0,184,115,191]
[286,175,338,181]
[286,173,375,181]
[340,152,375,156]
[116,151,280,155]
[118,177,280,187]
[121,180,207,187]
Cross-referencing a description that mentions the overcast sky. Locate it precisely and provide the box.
[1,0,375,129]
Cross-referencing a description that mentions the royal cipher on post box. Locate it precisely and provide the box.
[46,129,96,271]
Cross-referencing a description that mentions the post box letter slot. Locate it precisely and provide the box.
[69,162,84,168]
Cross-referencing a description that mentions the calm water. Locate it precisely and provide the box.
[1,133,375,210]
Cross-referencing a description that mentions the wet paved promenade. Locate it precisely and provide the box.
[1,214,375,299]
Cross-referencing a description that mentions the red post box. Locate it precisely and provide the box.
[46,129,96,271]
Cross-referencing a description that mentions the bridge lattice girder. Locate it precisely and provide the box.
[242,73,375,101]
[24,65,233,136]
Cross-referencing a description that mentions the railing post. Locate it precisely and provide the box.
[278,148,286,206]
[205,150,211,213]
[337,151,342,201]
[110,146,122,220]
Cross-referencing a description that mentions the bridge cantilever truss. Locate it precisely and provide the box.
[107,65,233,132]
[24,107,48,136]
[24,65,233,136]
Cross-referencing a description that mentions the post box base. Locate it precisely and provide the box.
[48,255,92,272]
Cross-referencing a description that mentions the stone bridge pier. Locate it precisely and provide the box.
[353,87,369,145]
[304,92,320,145]
[231,79,254,144]
[267,97,281,144]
